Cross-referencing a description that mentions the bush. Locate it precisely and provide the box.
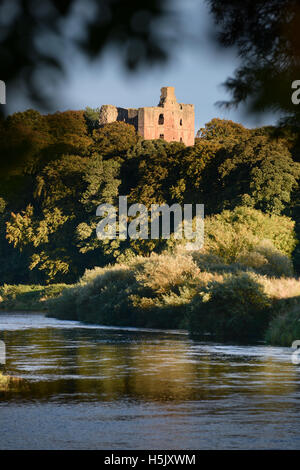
[260,276,300,300]
[46,285,80,320]
[237,241,294,277]
[47,246,300,344]
[188,272,272,341]
[47,253,204,329]
[191,250,251,275]
[265,306,300,346]
[133,252,200,294]
[205,206,297,262]
[47,264,141,325]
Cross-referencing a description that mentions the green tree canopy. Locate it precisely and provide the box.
[92,122,139,159]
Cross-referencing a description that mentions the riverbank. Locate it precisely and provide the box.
[2,214,300,347]
[0,284,69,312]
[44,247,300,346]
[1,208,300,345]
[2,264,300,346]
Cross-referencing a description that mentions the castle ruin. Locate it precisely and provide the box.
[99,87,195,146]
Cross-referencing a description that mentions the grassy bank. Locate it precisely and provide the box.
[46,248,300,344]
[3,207,300,346]
[3,253,300,345]
[0,284,69,311]
[45,207,300,345]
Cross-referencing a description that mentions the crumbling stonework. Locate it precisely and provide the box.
[99,105,119,125]
[99,87,195,146]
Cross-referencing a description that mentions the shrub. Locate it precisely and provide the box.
[188,272,272,341]
[48,253,205,328]
[237,241,294,277]
[47,285,80,320]
[191,250,251,275]
[265,306,300,346]
[47,248,300,344]
[132,252,200,295]
[76,265,139,325]
[79,266,107,284]
[205,207,297,262]
[47,264,139,325]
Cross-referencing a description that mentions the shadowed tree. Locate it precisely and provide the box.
[207,0,300,126]
[207,0,300,272]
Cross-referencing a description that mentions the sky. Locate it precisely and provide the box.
[7,0,280,133]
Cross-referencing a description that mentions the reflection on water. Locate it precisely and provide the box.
[0,313,300,449]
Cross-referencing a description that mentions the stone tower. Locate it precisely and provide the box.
[99,87,195,146]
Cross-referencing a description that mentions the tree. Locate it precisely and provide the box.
[197,118,250,142]
[207,0,300,126]
[4,150,122,283]
[5,155,89,282]
[205,206,297,260]
[76,154,121,255]
[125,139,185,206]
[0,109,93,177]
[84,107,101,134]
[199,135,300,215]
[92,122,139,158]
[45,110,93,157]
[169,139,222,205]
[6,204,70,282]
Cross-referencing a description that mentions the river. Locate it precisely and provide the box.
[0,312,299,449]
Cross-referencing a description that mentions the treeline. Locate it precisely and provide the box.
[0,109,300,285]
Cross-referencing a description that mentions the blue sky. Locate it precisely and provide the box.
[7,0,279,133]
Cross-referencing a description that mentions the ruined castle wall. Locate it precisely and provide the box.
[177,104,195,146]
[139,103,194,146]
[99,105,118,125]
[117,108,138,131]
[99,105,138,131]
[99,88,195,146]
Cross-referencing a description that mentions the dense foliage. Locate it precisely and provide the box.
[1,109,300,344]
[0,111,300,285]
